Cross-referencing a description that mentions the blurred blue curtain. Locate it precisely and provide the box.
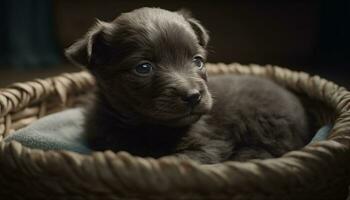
[0,0,61,69]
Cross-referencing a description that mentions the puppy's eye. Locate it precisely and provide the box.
[135,62,153,75]
[193,56,204,69]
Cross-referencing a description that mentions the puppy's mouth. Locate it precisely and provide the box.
[144,91,213,126]
[152,103,210,126]
[160,112,202,127]
[167,110,203,121]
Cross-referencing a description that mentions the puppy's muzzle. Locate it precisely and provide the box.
[181,89,202,107]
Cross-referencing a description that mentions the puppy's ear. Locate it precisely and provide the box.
[65,20,112,69]
[177,9,209,47]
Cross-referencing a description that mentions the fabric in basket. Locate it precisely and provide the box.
[5,108,91,154]
[4,108,331,155]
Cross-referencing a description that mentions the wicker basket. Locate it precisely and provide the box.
[0,63,349,200]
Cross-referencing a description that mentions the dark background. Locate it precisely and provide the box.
[0,0,349,87]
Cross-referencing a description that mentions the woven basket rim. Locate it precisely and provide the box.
[0,63,349,197]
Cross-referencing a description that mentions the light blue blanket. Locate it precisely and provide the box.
[5,108,92,154]
[4,108,332,154]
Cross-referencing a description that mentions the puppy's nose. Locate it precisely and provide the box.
[181,89,201,106]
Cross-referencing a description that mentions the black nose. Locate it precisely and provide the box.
[182,90,201,106]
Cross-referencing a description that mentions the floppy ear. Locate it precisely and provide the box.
[65,20,113,69]
[177,9,209,47]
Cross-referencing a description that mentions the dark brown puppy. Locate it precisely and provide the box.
[66,7,309,164]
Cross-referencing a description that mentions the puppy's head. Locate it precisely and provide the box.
[65,7,212,126]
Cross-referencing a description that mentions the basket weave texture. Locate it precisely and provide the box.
[0,63,349,200]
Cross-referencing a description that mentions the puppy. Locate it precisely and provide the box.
[65,7,309,164]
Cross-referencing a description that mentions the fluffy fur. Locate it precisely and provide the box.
[65,7,309,164]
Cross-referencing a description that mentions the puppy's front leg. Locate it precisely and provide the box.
[231,147,274,161]
[172,139,233,164]
[173,150,221,164]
